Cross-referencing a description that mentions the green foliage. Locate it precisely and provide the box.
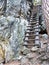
[33,0,42,6]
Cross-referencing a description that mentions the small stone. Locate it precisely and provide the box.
[40,41,47,49]
[41,55,48,61]
[20,46,24,52]
[41,61,49,65]
[26,52,37,59]
[16,56,23,60]
[31,46,39,52]
[38,48,46,54]
[27,53,34,59]
[46,53,49,58]
[7,16,15,22]
[20,46,30,55]
[42,34,48,39]
[21,57,28,64]
[21,57,32,65]
[23,49,30,55]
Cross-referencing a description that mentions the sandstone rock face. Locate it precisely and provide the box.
[0,36,14,63]
[42,0,49,52]
[42,0,49,35]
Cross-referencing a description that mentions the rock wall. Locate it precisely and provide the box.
[0,0,29,63]
[42,0,49,34]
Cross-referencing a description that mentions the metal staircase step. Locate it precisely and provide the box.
[25,34,39,37]
[26,27,39,30]
[27,24,39,27]
[24,39,35,42]
[24,39,39,42]
[25,30,39,34]
[29,22,36,24]
[25,31,34,33]
[23,44,35,46]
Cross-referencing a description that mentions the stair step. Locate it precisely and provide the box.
[25,32,34,34]
[30,21,39,23]
[35,29,39,31]
[25,34,39,37]
[26,27,39,30]
[29,22,36,24]
[25,33,35,36]
[26,30,39,34]
[36,21,39,23]
[34,26,39,28]
[23,44,40,47]
[24,39,39,42]
[29,22,39,25]
[23,44,35,46]
[25,39,35,41]
[30,17,36,19]
[27,25,34,27]
[27,24,39,27]
[30,19,35,21]
[25,35,34,37]
[26,31,34,33]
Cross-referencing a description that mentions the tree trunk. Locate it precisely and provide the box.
[0,0,7,15]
